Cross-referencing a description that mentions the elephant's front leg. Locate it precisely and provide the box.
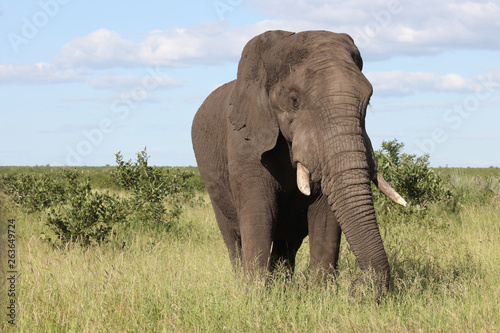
[236,183,278,275]
[308,195,342,280]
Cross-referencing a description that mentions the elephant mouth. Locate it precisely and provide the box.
[296,162,408,207]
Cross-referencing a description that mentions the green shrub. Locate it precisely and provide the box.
[0,173,66,212]
[184,170,206,192]
[113,149,200,230]
[45,170,127,246]
[373,140,450,213]
[0,149,204,246]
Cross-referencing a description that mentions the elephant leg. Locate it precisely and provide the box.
[308,195,342,280]
[239,213,274,275]
[269,239,303,274]
[212,203,242,269]
[235,185,278,275]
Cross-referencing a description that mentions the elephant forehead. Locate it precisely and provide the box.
[267,33,361,83]
[264,46,310,90]
[291,31,362,70]
[295,31,356,49]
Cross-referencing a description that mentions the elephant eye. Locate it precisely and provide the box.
[291,97,300,109]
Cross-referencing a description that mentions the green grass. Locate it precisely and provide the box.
[1,169,499,332]
[0,166,201,191]
[435,166,500,178]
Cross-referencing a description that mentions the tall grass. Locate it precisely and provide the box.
[1,173,499,332]
[446,169,500,208]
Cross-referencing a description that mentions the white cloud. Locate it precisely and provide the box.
[60,96,107,103]
[53,22,260,69]
[249,0,374,25]
[5,1,500,89]
[89,72,183,91]
[114,91,159,103]
[436,74,468,91]
[247,0,500,60]
[0,62,184,92]
[366,70,500,96]
[448,1,500,25]
[0,62,90,84]
[52,29,138,68]
[45,1,500,71]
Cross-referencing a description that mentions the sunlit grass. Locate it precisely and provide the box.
[1,178,499,331]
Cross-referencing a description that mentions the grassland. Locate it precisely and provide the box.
[1,167,499,332]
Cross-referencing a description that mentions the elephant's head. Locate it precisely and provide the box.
[229,30,406,288]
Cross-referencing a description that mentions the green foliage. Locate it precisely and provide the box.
[184,168,207,192]
[0,173,66,212]
[4,191,499,332]
[373,140,450,213]
[372,140,499,222]
[0,149,204,246]
[45,170,127,246]
[1,150,499,331]
[113,149,201,230]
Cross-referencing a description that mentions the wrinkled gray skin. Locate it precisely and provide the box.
[192,30,406,293]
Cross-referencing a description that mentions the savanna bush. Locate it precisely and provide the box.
[0,173,66,212]
[113,149,201,230]
[372,140,450,215]
[45,169,127,246]
[0,149,204,246]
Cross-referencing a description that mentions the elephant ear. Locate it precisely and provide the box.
[229,30,294,157]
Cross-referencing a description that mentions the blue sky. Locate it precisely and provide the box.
[1,0,499,167]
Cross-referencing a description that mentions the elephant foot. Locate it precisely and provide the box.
[309,264,338,285]
[350,269,390,302]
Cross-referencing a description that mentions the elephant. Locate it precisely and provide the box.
[191,30,407,293]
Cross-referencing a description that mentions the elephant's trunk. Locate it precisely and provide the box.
[326,167,390,288]
[322,139,390,288]
[326,92,390,290]
[294,83,392,291]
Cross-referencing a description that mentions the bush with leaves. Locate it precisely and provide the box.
[1,149,203,246]
[184,170,206,192]
[373,140,450,212]
[113,149,200,230]
[0,173,66,213]
[45,170,127,246]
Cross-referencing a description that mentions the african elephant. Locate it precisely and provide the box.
[191,30,407,293]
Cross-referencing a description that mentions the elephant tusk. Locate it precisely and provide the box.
[297,162,311,196]
[375,172,408,207]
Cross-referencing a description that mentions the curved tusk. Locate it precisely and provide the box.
[296,163,311,196]
[375,172,408,207]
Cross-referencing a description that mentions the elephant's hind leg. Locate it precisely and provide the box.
[212,203,242,270]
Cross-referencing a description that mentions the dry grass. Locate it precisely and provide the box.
[1,185,499,332]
